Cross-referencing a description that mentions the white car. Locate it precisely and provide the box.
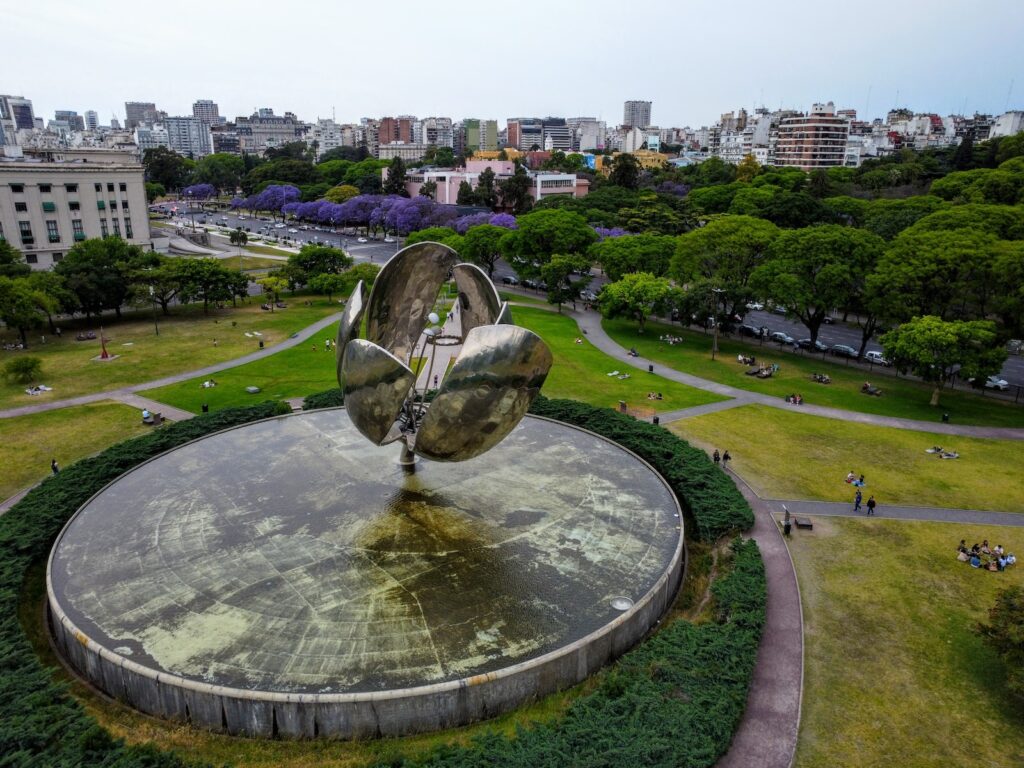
[984,376,1009,391]
[274,223,286,229]
[384,237,395,243]
[288,228,299,234]
[746,302,765,311]
[865,350,891,366]
[238,215,248,220]
[357,237,368,243]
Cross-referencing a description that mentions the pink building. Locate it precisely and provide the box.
[399,159,589,206]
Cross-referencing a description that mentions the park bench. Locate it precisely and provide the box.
[794,517,814,530]
[142,412,163,426]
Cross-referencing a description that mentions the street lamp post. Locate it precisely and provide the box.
[711,287,724,361]
[149,284,159,336]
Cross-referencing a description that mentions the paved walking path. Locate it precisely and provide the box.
[763,497,1024,527]
[569,308,1024,440]
[0,312,343,420]
[716,470,804,768]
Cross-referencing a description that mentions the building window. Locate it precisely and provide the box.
[39,183,51,193]
[25,253,38,264]
[109,199,116,210]
[0,222,4,241]
[125,217,133,238]
[19,221,33,244]
[72,219,85,240]
[69,201,80,211]
[47,220,60,243]
[42,201,57,212]
[107,182,114,192]
[94,182,102,192]
[52,253,63,263]
[65,183,78,193]
[11,184,24,193]
[100,219,108,237]
[14,202,27,212]
[121,200,129,210]
[112,218,121,237]
[119,182,127,192]
[97,200,105,210]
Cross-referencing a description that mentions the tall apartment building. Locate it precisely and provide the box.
[164,116,212,158]
[378,116,415,145]
[541,118,572,151]
[124,101,158,130]
[463,119,498,152]
[54,111,85,132]
[567,117,606,151]
[210,125,241,154]
[420,117,454,148]
[623,100,652,129]
[773,102,850,170]
[1,95,36,146]
[135,125,170,153]
[0,153,151,269]
[192,99,220,124]
[84,110,99,131]
[507,117,543,151]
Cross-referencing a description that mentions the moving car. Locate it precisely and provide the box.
[770,331,795,345]
[274,223,286,229]
[864,350,890,366]
[745,301,764,311]
[288,228,298,234]
[981,375,1010,391]
[357,237,368,243]
[830,344,859,358]
[738,324,763,338]
[384,237,395,243]
[501,276,519,285]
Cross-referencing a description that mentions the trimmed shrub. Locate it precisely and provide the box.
[3,356,42,384]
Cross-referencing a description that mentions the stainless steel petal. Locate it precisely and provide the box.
[341,339,416,445]
[414,325,552,462]
[452,263,501,339]
[335,280,367,388]
[364,242,458,363]
[495,301,513,325]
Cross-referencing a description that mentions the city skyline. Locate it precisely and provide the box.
[4,0,1022,129]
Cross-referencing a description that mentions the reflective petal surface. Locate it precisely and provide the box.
[452,263,501,340]
[415,325,553,462]
[341,339,415,445]
[335,280,366,387]
[364,242,458,364]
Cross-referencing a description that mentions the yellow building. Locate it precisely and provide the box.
[474,148,522,161]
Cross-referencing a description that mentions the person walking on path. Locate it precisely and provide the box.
[854,489,862,513]
[866,495,877,516]
[713,449,721,466]
[723,450,731,468]
[51,458,59,475]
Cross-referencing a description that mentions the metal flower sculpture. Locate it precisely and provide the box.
[336,242,552,463]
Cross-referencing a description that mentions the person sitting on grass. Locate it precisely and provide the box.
[970,553,982,568]
[998,555,1008,572]
[846,471,856,483]
[1007,553,1017,566]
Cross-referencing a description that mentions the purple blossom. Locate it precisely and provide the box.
[592,226,629,240]
[229,196,246,210]
[251,184,301,213]
[183,183,216,200]
[427,205,459,228]
[487,213,518,229]
[452,212,492,234]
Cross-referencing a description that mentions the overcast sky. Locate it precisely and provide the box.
[4,0,1023,129]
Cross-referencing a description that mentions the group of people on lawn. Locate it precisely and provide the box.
[958,539,1016,571]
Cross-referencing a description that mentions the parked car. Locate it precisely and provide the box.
[864,350,890,366]
[830,344,859,358]
[384,237,395,243]
[521,279,537,289]
[738,324,762,338]
[357,237,368,243]
[969,375,1010,391]
[501,276,519,285]
[274,223,286,229]
[796,338,828,352]
[288,228,299,233]
[770,331,795,345]
[771,305,788,316]
[745,301,764,311]
[580,289,598,301]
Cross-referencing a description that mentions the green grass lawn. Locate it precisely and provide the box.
[789,517,1024,767]
[499,291,550,306]
[0,298,340,410]
[218,254,287,270]
[670,404,1024,512]
[243,243,296,257]
[146,308,724,416]
[603,318,1024,428]
[514,307,726,414]
[0,401,150,500]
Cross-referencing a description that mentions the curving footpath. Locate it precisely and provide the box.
[0,312,343,421]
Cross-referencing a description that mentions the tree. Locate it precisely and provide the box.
[242,159,320,194]
[319,146,369,163]
[0,240,30,278]
[672,216,780,320]
[434,147,455,167]
[3,356,42,384]
[751,225,885,347]
[308,273,348,302]
[129,259,183,316]
[499,209,598,280]
[541,254,593,312]
[55,237,150,319]
[976,586,1024,700]
[590,234,676,282]
[498,161,533,215]
[881,315,1007,406]
[258,275,290,309]
[475,167,498,208]
[144,182,166,204]
[229,229,248,247]
[142,146,192,190]
[175,258,242,314]
[461,224,507,277]
[735,154,761,183]
[497,149,509,161]
[0,277,48,348]
[404,226,461,248]
[338,263,381,296]
[598,272,679,333]
[608,153,641,190]
[952,131,975,171]
[288,244,353,281]
[383,156,410,197]
[324,184,360,203]
[26,270,77,330]
[193,153,245,193]
[418,180,437,200]
[619,193,688,235]
[456,180,476,205]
